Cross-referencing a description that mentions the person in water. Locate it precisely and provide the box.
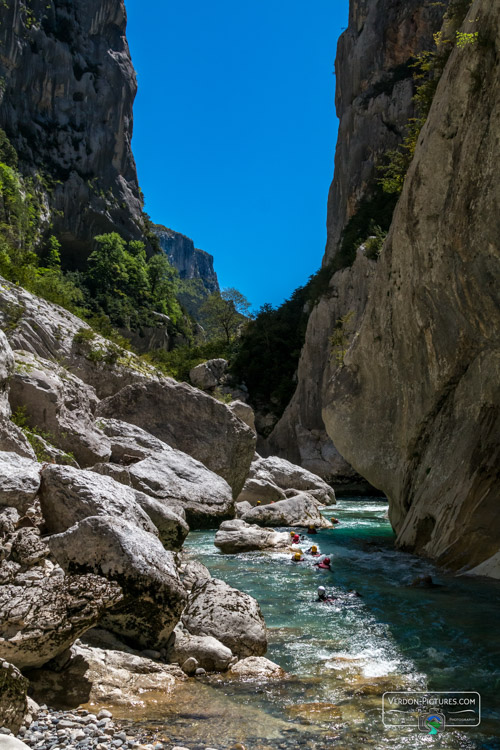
[317,585,336,603]
[292,551,304,562]
[315,556,332,570]
[307,525,318,534]
[331,517,340,525]
[307,544,321,557]
[291,533,301,544]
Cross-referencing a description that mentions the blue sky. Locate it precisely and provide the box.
[125,0,349,310]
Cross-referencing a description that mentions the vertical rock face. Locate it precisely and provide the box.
[0,0,144,262]
[155,225,220,294]
[325,0,500,573]
[266,0,448,487]
[325,0,448,260]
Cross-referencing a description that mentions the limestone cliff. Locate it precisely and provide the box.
[266,0,448,487]
[325,0,500,574]
[155,225,219,294]
[0,0,144,262]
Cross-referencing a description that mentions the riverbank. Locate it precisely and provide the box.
[9,498,500,750]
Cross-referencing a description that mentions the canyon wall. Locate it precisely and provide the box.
[266,0,448,488]
[0,0,144,262]
[325,0,500,574]
[155,225,220,294]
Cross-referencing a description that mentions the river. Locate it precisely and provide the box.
[118,498,500,750]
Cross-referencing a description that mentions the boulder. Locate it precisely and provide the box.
[0,452,40,514]
[0,661,28,733]
[189,359,228,390]
[0,332,35,460]
[0,738,31,750]
[240,493,333,529]
[227,656,286,681]
[238,455,336,506]
[39,465,158,537]
[214,519,291,554]
[167,623,233,672]
[228,400,256,432]
[47,516,187,649]
[92,420,234,527]
[25,641,186,708]
[182,578,267,658]
[0,563,122,669]
[179,558,212,592]
[97,379,256,498]
[235,501,252,518]
[9,351,111,468]
[0,277,159,399]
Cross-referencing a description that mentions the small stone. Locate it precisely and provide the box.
[195,667,206,675]
[181,657,198,675]
[97,711,112,720]
[75,731,86,741]
[115,732,127,742]
[112,741,124,748]
[0,728,12,735]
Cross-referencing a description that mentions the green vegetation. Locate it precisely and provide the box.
[11,405,76,464]
[329,311,355,366]
[200,287,250,344]
[144,338,235,382]
[338,186,398,265]
[379,0,475,195]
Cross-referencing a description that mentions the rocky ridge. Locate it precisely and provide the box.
[0,0,145,262]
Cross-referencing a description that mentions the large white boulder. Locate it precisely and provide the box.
[240,493,333,529]
[182,578,267,658]
[0,561,122,669]
[0,277,159,399]
[9,351,110,467]
[97,379,256,498]
[39,465,159,537]
[227,656,286,681]
[189,358,228,390]
[25,641,187,707]
[167,622,233,672]
[93,419,234,528]
[47,516,187,650]
[238,454,336,506]
[214,519,290,554]
[0,452,40,513]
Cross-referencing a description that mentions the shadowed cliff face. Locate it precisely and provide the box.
[155,226,220,294]
[0,0,144,262]
[325,0,448,262]
[265,0,447,487]
[325,0,500,574]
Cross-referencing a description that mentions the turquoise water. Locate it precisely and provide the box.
[132,498,500,749]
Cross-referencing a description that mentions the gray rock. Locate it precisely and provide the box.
[167,624,233,672]
[324,0,500,574]
[0,333,35,460]
[0,661,28,734]
[0,452,40,514]
[9,351,110,468]
[228,400,255,432]
[179,558,212,592]
[214,519,291,554]
[97,379,256,498]
[0,737,32,749]
[0,565,122,669]
[241,493,333,529]
[92,420,234,528]
[181,657,199,676]
[227,656,286,681]
[182,578,267,658]
[238,455,335,506]
[189,359,228,390]
[0,0,144,260]
[0,279,160,401]
[47,516,187,649]
[39,465,158,537]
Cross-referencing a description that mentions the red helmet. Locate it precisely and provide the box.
[323,557,331,564]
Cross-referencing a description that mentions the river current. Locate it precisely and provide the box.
[117,498,500,750]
